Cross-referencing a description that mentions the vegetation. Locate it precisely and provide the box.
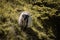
[0,0,60,40]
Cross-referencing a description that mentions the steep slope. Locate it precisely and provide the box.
[0,0,60,40]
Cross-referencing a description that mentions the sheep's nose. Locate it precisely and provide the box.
[23,15,29,20]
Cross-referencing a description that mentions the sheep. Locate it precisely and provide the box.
[18,11,32,31]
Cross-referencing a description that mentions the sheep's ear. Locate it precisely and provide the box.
[30,16,32,27]
[28,16,32,27]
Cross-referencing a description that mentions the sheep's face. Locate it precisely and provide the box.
[18,11,32,28]
[22,14,29,20]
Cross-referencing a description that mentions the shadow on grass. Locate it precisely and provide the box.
[22,27,40,40]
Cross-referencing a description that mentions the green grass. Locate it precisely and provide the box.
[0,0,60,40]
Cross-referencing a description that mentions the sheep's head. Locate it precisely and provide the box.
[18,11,32,28]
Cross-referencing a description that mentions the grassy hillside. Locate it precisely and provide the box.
[0,0,60,40]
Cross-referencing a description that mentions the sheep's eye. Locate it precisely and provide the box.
[22,15,25,17]
[22,15,29,17]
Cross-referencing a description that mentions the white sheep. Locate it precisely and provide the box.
[18,11,32,30]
